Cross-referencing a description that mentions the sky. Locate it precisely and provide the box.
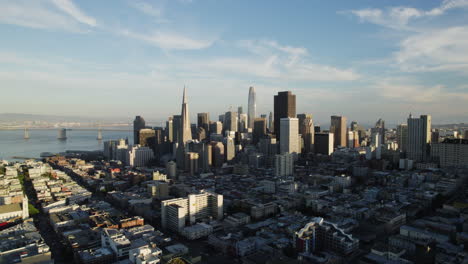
[0,0,468,126]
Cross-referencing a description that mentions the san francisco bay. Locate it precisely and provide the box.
[0,128,133,160]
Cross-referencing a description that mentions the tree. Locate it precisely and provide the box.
[28,203,40,215]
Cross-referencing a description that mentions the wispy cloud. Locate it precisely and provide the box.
[51,0,96,27]
[343,0,468,75]
[344,0,468,30]
[120,29,215,50]
[146,39,360,82]
[128,1,169,23]
[376,77,468,104]
[0,0,96,31]
[234,39,359,81]
[395,26,468,73]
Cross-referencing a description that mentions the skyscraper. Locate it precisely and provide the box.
[407,114,431,161]
[274,91,296,139]
[268,111,273,132]
[180,87,192,144]
[139,128,156,149]
[209,121,223,135]
[133,116,146,144]
[253,117,267,144]
[224,111,238,133]
[172,115,181,144]
[371,118,386,145]
[396,124,408,152]
[279,117,300,155]
[315,132,334,156]
[238,113,248,132]
[225,137,235,162]
[330,115,347,148]
[297,113,314,153]
[166,117,173,143]
[176,88,192,169]
[248,86,256,129]
[197,113,210,134]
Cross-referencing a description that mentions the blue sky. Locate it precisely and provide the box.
[1,0,467,125]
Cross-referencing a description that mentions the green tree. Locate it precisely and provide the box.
[28,203,40,215]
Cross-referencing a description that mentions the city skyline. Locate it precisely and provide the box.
[1,0,468,124]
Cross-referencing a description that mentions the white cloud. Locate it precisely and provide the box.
[0,0,96,31]
[233,39,359,81]
[395,26,468,73]
[120,29,215,50]
[344,1,468,74]
[129,1,169,23]
[376,78,468,104]
[50,0,96,27]
[346,0,468,30]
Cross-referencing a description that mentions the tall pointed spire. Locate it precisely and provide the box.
[177,86,192,169]
[183,85,187,104]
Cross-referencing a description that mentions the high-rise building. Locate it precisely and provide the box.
[166,161,177,179]
[407,114,431,161]
[238,106,243,115]
[209,121,223,135]
[248,86,256,129]
[315,132,334,155]
[259,136,278,168]
[314,125,321,133]
[396,124,408,152]
[180,88,192,144]
[274,91,296,139]
[224,111,238,133]
[431,138,468,168]
[185,152,199,176]
[279,118,300,155]
[238,113,248,132]
[172,115,181,144]
[431,129,440,143]
[374,118,386,144]
[166,117,173,143]
[197,113,210,134]
[253,118,267,144]
[196,127,207,141]
[218,114,225,123]
[176,88,192,169]
[297,114,314,153]
[210,141,225,168]
[274,153,294,176]
[133,116,146,145]
[225,137,235,162]
[139,128,156,149]
[268,111,273,132]
[330,115,347,148]
[465,130,468,139]
[103,140,118,160]
[161,191,223,232]
[127,145,154,167]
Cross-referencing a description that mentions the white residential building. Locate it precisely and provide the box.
[161,191,223,232]
[128,145,154,167]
